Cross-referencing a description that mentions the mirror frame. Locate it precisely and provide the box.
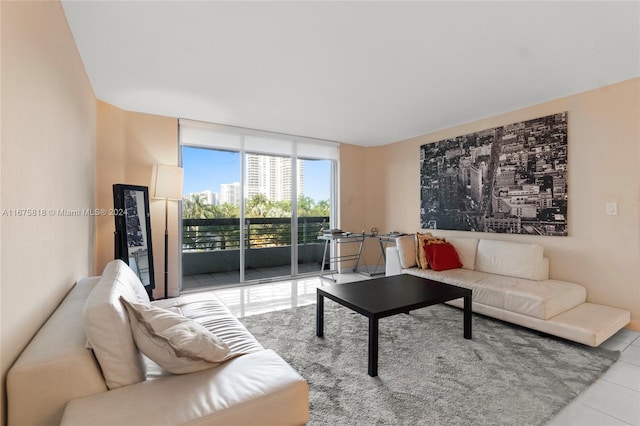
[113,184,155,299]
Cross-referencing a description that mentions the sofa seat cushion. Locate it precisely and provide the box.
[402,268,586,320]
[153,292,263,357]
[405,268,516,308]
[402,267,473,288]
[504,279,586,320]
[61,349,309,426]
[121,298,239,375]
[83,260,150,390]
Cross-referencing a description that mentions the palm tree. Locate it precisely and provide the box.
[297,195,314,216]
[182,193,213,219]
[212,203,240,218]
[247,193,271,218]
[314,199,330,216]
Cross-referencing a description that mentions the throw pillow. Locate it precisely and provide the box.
[414,232,434,269]
[423,242,463,271]
[396,235,417,268]
[120,297,234,374]
[415,232,447,269]
[83,260,149,389]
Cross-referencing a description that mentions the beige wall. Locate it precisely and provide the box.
[96,102,180,299]
[0,1,96,423]
[354,78,640,328]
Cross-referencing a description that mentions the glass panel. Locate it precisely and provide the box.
[181,146,241,290]
[124,189,152,286]
[297,158,332,275]
[243,153,293,282]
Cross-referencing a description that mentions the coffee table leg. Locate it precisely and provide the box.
[368,316,378,377]
[316,293,324,337]
[463,294,472,339]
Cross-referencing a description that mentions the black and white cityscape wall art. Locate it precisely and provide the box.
[420,112,568,236]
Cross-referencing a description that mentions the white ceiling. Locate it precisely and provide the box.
[61,1,640,147]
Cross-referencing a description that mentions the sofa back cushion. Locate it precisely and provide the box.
[446,237,479,270]
[83,260,150,389]
[475,239,549,281]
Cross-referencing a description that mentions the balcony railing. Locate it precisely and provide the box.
[183,216,329,252]
[182,216,329,277]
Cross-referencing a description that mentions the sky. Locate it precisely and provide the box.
[182,146,331,202]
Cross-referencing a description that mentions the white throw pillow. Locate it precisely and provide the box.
[83,260,149,389]
[396,235,417,268]
[120,297,233,374]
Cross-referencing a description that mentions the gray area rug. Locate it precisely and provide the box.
[240,301,619,426]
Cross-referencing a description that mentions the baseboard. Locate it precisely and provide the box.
[625,319,640,332]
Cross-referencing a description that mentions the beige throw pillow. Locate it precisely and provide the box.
[396,235,417,268]
[120,297,234,374]
[414,232,448,269]
[83,260,148,389]
[415,232,434,269]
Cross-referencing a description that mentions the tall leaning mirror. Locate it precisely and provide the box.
[113,184,155,299]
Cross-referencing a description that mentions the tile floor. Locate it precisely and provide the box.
[189,272,640,426]
[182,262,323,290]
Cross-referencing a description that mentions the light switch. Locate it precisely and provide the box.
[605,202,618,215]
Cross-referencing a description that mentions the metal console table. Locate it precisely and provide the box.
[318,233,369,282]
[318,232,404,281]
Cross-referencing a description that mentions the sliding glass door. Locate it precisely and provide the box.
[179,120,338,290]
[243,153,294,282]
[181,147,242,289]
[296,158,332,275]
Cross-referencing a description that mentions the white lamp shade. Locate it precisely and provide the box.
[150,164,183,200]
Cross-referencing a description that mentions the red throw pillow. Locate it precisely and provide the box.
[423,242,463,271]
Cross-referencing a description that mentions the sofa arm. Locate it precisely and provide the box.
[385,247,403,276]
[7,277,107,426]
[61,349,308,426]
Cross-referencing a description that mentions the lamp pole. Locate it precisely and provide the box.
[164,196,169,299]
[150,164,183,301]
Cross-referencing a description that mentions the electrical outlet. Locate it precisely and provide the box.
[605,202,618,215]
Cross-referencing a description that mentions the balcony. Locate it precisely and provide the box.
[182,216,329,290]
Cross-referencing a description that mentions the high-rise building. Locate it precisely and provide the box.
[220,182,240,206]
[245,154,304,202]
[469,162,487,203]
[197,190,217,205]
[438,168,459,210]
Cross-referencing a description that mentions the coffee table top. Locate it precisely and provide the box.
[317,274,471,319]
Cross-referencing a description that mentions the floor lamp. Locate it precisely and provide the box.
[150,164,184,299]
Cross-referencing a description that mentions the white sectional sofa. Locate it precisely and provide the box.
[386,236,630,347]
[7,260,309,426]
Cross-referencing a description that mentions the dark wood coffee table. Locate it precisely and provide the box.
[316,274,472,377]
